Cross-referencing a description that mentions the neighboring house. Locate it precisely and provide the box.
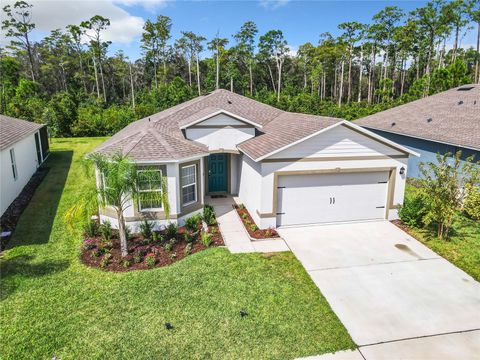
[355,84,480,178]
[92,89,418,230]
[0,115,49,216]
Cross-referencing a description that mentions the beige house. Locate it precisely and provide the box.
[92,90,418,230]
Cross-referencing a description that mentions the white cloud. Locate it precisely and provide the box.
[113,0,167,12]
[0,0,153,44]
[259,0,290,10]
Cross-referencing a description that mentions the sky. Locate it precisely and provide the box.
[1,0,478,60]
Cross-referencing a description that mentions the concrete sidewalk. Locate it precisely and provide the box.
[207,196,289,254]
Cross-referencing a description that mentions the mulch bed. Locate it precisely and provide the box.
[391,219,414,235]
[80,225,224,272]
[0,167,50,250]
[234,205,279,239]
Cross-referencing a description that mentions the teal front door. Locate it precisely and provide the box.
[208,154,227,193]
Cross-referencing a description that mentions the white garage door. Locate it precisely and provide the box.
[277,171,389,227]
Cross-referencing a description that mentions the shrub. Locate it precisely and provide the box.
[121,259,131,268]
[264,228,275,237]
[124,225,132,240]
[202,205,217,225]
[185,214,202,231]
[82,239,96,251]
[145,253,156,267]
[152,231,160,243]
[241,213,248,220]
[201,231,212,247]
[250,223,258,232]
[133,254,142,263]
[84,220,99,237]
[170,252,177,260]
[164,242,173,252]
[399,194,428,228]
[139,219,153,240]
[184,243,193,256]
[464,186,480,220]
[91,249,101,257]
[102,241,114,251]
[184,230,198,243]
[210,226,217,234]
[99,220,112,241]
[238,204,245,210]
[165,222,178,238]
[100,253,112,268]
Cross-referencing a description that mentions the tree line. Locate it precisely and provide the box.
[1,0,479,137]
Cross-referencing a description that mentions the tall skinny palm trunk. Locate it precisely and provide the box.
[117,209,128,257]
[358,45,363,103]
[196,54,201,96]
[338,60,345,107]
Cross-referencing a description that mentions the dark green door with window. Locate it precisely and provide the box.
[208,154,227,192]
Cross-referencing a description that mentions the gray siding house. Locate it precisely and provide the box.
[355,84,479,178]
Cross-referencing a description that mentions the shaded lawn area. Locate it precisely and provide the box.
[0,138,354,360]
[403,184,480,281]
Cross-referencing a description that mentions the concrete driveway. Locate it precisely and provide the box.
[279,221,480,358]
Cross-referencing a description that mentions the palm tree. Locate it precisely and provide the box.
[67,152,169,257]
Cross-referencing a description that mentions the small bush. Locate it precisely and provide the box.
[133,254,142,263]
[121,259,131,268]
[165,223,178,238]
[145,253,156,267]
[201,231,212,247]
[91,249,101,257]
[99,220,112,241]
[184,230,198,243]
[202,205,217,225]
[464,186,480,220]
[82,239,96,251]
[152,231,161,243]
[139,219,154,240]
[184,243,193,256]
[238,204,245,210]
[241,213,248,220]
[84,220,98,237]
[399,194,428,228]
[185,214,202,231]
[164,242,173,252]
[170,252,177,260]
[250,223,258,232]
[264,228,275,237]
[210,226,217,234]
[124,225,132,240]
[102,241,113,251]
[100,253,112,268]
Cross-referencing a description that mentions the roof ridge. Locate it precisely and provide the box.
[122,131,148,156]
[149,128,177,157]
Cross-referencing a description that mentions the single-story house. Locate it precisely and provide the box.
[0,115,49,216]
[92,89,418,230]
[355,84,479,178]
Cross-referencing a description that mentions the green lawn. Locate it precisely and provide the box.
[404,184,480,281]
[0,138,354,360]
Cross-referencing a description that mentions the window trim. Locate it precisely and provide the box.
[10,148,18,181]
[181,164,197,207]
[137,169,163,212]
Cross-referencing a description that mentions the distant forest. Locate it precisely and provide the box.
[1,0,479,137]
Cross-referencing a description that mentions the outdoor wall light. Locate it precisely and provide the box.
[399,167,405,175]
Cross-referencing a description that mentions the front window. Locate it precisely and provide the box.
[138,169,163,211]
[10,148,18,180]
[181,164,197,206]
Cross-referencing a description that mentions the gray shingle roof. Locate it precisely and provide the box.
[92,89,342,161]
[0,115,44,151]
[355,84,480,151]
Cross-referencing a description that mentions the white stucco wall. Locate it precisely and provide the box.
[237,154,263,226]
[269,124,404,159]
[97,160,205,231]
[185,113,256,151]
[237,126,410,229]
[0,132,41,216]
[230,153,240,195]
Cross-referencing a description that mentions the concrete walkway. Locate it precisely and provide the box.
[280,221,480,360]
[207,196,289,254]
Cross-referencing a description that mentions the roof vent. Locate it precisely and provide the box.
[391,122,396,127]
[427,117,432,123]
[474,100,477,105]
[457,86,474,91]
[227,100,232,104]
[148,117,151,122]
[458,100,463,105]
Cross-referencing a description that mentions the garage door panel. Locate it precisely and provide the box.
[277,171,389,226]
